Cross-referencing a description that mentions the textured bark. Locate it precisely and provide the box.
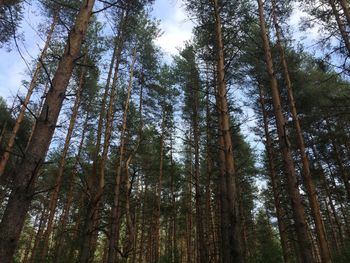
[39,56,86,262]
[0,1,94,262]
[26,81,50,151]
[257,0,314,262]
[0,13,57,179]
[257,80,293,263]
[271,2,331,261]
[212,0,243,261]
[107,48,137,263]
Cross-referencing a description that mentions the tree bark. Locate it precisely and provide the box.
[271,2,331,262]
[0,13,58,179]
[257,0,314,262]
[212,0,243,261]
[257,79,293,263]
[0,1,95,262]
[39,56,87,263]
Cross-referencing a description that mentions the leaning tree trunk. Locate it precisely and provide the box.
[0,1,95,262]
[0,13,58,180]
[39,56,87,262]
[212,0,243,262]
[271,1,331,262]
[257,0,314,262]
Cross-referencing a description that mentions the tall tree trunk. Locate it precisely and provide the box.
[257,0,314,261]
[154,111,165,263]
[186,131,193,263]
[0,13,58,180]
[107,48,137,263]
[212,0,243,261]
[192,73,208,263]
[53,111,89,263]
[79,15,126,261]
[271,2,331,262]
[0,2,95,262]
[39,56,87,263]
[257,79,293,263]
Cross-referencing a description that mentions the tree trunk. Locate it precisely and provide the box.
[186,131,193,263]
[192,71,208,263]
[0,1,95,262]
[153,111,165,263]
[0,13,58,179]
[26,80,50,151]
[107,48,137,263]
[53,111,89,263]
[212,0,243,261]
[271,2,331,262]
[79,15,126,262]
[257,0,314,262]
[257,79,293,263]
[39,56,87,262]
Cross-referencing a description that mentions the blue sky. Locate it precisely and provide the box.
[0,0,194,103]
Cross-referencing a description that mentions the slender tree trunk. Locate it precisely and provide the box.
[53,111,89,263]
[0,13,58,179]
[29,199,49,263]
[257,0,314,261]
[186,132,193,263]
[107,48,137,263]
[212,0,243,261]
[39,56,87,263]
[0,2,95,262]
[257,79,293,263]
[154,111,165,263]
[271,2,331,262]
[79,16,125,261]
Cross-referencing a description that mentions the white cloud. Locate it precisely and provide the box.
[153,0,194,56]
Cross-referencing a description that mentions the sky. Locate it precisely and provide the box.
[0,0,194,103]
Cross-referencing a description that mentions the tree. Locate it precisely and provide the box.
[0,1,95,261]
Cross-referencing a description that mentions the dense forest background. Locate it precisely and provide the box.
[0,0,350,262]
